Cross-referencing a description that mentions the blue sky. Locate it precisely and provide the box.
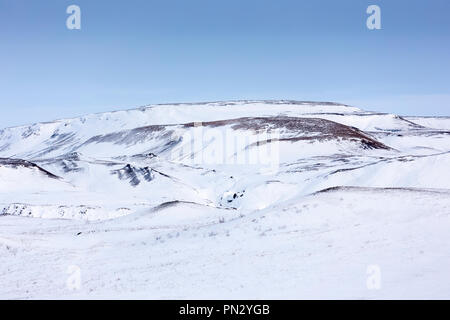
[1,0,450,128]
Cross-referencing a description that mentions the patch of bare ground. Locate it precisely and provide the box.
[0,157,61,179]
[313,186,450,195]
[184,117,390,150]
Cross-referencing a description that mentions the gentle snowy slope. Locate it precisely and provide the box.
[1,187,449,299]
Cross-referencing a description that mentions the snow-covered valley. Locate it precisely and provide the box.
[1,100,449,299]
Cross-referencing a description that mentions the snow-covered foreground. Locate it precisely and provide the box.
[0,100,449,299]
[1,187,450,299]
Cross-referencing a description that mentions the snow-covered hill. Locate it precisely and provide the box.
[1,100,449,299]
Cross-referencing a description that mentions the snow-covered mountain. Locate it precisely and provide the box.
[1,100,450,299]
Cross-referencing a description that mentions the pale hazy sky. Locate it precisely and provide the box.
[1,0,450,128]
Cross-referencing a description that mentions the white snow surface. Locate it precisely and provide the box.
[0,100,449,299]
